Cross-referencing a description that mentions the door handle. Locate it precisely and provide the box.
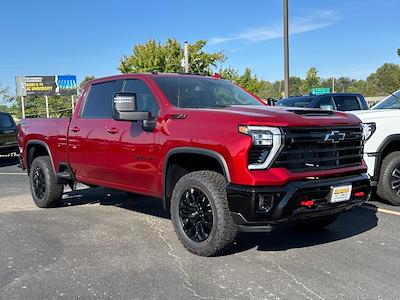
[106,127,119,134]
[71,126,80,132]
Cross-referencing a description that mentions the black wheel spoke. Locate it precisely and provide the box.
[179,187,213,242]
[392,166,400,193]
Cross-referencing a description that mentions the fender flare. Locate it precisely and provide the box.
[372,134,400,180]
[162,147,231,210]
[26,140,56,174]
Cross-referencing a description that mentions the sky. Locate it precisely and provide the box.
[0,0,399,95]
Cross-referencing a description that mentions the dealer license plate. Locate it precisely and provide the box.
[329,185,352,203]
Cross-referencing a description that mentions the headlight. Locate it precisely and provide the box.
[238,125,283,170]
[362,122,376,141]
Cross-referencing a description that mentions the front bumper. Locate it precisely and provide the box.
[0,143,18,155]
[227,173,370,232]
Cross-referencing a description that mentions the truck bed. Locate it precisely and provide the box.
[19,118,71,171]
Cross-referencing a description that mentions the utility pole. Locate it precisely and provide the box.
[184,41,189,73]
[332,75,335,93]
[21,96,25,118]
[283,0,290,98]
[45,95,49,118]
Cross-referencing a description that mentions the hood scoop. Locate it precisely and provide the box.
[286,109,334,116]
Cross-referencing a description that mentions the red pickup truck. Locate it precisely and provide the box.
[19,73,370,256]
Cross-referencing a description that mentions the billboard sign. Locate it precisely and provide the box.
[15,75,77,96]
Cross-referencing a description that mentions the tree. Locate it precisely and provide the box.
[301,67,321,93]
[79,76,95,93]
[119,38,225,75]
[289,76,302,96]
[334,77,356,93]
[367,63,400,95]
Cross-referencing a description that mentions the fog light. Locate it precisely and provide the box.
[257,194,274,212]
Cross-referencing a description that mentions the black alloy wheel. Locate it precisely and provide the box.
[391,165,400,196]
[32,167,46,200]
[179,188,213,242]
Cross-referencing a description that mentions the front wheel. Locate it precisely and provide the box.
[29,156,64,208]
[170,171,238,256]
[377,151,400,206]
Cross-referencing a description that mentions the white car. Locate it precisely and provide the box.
[352,89,400,205]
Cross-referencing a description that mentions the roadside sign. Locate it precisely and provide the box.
[15,75,77,96]
[311,87,331,95]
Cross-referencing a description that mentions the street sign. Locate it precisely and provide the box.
[310,87,331,95]
[15,75,77,96]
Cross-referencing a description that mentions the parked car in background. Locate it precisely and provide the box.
[351,89,400,205]
[277,93,369,111]
[0,112,18,155]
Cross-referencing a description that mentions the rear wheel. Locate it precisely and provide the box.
[377,151,400,206]
[29,156,64,208]
[170,171,237,256]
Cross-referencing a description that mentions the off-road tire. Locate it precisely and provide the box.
[377,151,400,206]
[170,171,238,256]
[296,216,338,230]
[29,156,64,208]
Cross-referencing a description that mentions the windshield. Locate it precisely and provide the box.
[0,114,14,129]
[153,76,263,108]
[372,90,400,110]
[277,97,312,108]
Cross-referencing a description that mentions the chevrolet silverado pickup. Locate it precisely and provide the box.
[18,73,370,256]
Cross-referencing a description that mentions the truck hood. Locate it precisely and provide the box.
[191,105,362,127]
[350,109,400,122]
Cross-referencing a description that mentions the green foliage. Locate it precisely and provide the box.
[79,76,95,93]
[119,38,225,75]
[301,67,321,93]
[366,63,400,96]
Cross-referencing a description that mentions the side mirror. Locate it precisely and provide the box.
[113,93,150,121]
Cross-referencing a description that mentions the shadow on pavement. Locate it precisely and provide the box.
[62,187,170,219]
[227,205,378,254]
[61,186,378,254]
[0,156,19,168]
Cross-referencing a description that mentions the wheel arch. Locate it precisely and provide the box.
[373,134,400,180]
[162,147,231,211]
[26,140,56,174]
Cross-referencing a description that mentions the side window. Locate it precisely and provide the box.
[334,96,361,111]
[82,80,123,118]
[315,96,335,110]
[123,79,160,118]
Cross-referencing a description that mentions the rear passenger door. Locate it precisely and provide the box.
[68,80,123,184]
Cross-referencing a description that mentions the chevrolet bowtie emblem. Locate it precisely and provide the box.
[324,131,346,143]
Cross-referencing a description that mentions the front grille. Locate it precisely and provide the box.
[273,126,363,172]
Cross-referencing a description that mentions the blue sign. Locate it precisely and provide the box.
[57,75,77,92]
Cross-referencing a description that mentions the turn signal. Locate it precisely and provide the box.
[300,200,315,207]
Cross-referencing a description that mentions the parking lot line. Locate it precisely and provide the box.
[363,205,400,217]
[0,173,26,175]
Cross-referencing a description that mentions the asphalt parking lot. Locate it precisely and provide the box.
[0,156,399,299]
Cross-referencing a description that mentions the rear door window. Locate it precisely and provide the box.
[82,80,123,118]
[333,95,361,111]
[0,114,14,128]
